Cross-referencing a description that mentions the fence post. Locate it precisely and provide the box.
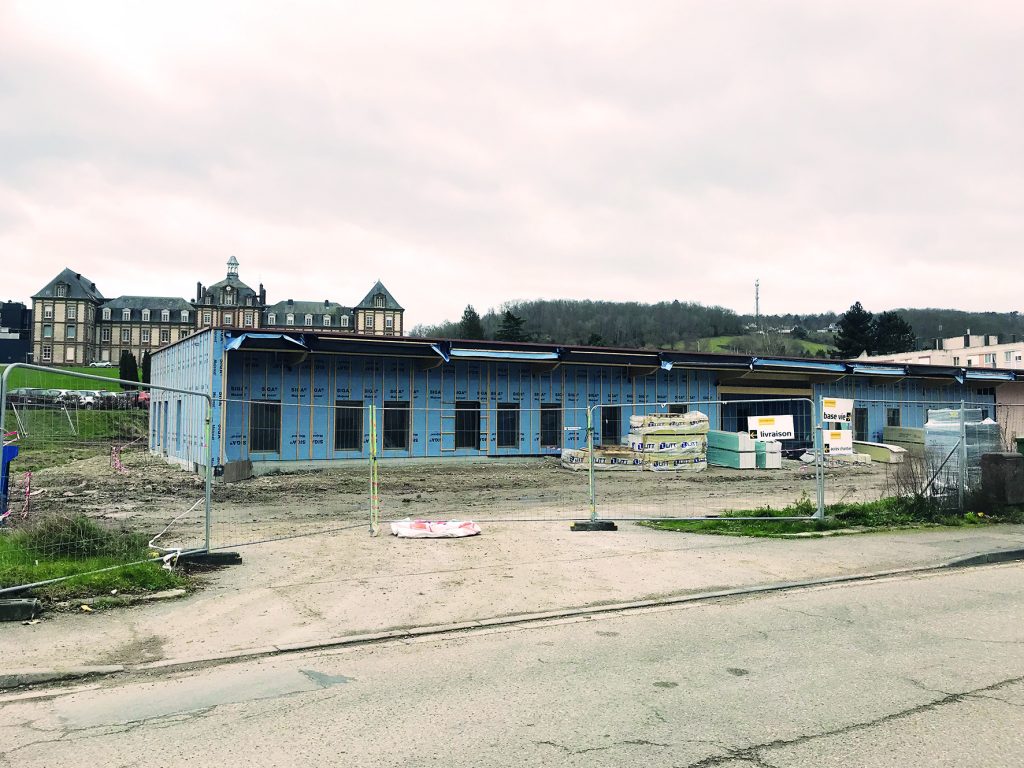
[958,400,967,512]
[815,396,825,519]
[369,404,380,535]
[204,399,213,552]
[587,406,597,521]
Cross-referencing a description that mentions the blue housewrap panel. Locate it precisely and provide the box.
[148,329,216,469]
[310,356,330,460]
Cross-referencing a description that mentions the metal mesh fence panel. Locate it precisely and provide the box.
[373,404,592,524]
[588,399,821,521]
[1,364,211,595]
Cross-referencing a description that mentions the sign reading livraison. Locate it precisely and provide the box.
[747,415,795,440]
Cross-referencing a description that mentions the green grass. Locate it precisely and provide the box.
[5,409,148,471]
[688,336,836,356]
[1,365,127,391]
[0,515,185,600]
[641,497,1024,538]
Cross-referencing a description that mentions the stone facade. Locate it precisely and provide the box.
[30,259,405,365]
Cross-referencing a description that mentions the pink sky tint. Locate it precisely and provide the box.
[2,1,1023,327]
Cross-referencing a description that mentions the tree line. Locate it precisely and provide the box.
[411,299,1024,356]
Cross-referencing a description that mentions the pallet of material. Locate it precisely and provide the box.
[707,446,757,469]
[644,455,707,472]
[629,411,710,435]
[882,426,925,458]
[853,440,907,464]
[706,430,757,452]
[560,448,642,471]
[755,440,783,469]
[627,434,707,454]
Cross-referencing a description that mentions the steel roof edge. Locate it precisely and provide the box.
[150,328,1024,384]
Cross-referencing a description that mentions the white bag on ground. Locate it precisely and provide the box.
[390,519,482,538]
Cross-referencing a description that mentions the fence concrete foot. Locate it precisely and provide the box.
[0,599,41,622]
[178,551,243,566]
[571,521,618,531]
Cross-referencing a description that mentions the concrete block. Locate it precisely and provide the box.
[980,452,1024,508]
[0,599,40,622]
[221,460,253,483]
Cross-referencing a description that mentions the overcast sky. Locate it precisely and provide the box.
[2,1,1022,326]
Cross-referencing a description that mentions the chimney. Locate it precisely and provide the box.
[287,299,293,306]
[258,283,266,304]
[75,273,81,280]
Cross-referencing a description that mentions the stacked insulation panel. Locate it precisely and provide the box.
[706,431,757,469]
[560,411,709,472]
[755,439,783,469]
[628,411,709,472]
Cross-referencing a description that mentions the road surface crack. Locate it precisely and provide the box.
[678,674,1024,767]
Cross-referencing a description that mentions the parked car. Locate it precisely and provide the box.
[71,390,102,408]
[88,361,115,367]
[137,391,150,408]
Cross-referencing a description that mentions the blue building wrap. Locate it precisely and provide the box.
[149,328,1002,473]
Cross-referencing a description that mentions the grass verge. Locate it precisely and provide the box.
[641,496,1024,538]
[0,515,186,600]
[1,364,127,390]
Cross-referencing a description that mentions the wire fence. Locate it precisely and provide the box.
[0,364,211,595]
[5,376,1021,593]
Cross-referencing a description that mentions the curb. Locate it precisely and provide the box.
[0,666,124,690]
[3,549,1023,692]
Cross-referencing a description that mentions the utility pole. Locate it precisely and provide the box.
[755,279,760,330]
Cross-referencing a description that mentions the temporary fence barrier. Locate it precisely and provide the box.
[0,363,213,596]
[584,399,823,522]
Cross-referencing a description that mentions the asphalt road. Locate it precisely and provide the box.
[2,564,1023,767]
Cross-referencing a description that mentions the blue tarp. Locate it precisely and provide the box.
[225,333,308,352]
[851,365,906,377]
[447,348,560,362]
[751,358,848,373]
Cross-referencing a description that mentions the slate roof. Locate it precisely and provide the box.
[100,296,193,323]
[206,274,257,295]
[355,280,403,310]
[33,268,104,301]
[265,299,351,315]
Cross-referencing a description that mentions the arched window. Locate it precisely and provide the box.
[304,314,313,326]
[268,313,277,324]
[102,307,111,320]
[286,314,294,326]
[141,309,150,321]
[161,309,170,322]
[122,308,131,321]
[340,315,349,328]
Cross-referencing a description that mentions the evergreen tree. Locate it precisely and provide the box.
[141,351,152,385]
[495,310,529,342]
[459,305,485,340]
[118,350,139,389]
[872,311,916,354]
[834,302,875,358]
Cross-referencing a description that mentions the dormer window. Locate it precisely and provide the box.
[56,284,68,298]
[374,294,385,308]
[122,308,131,321]
[161,309,170,322]
[304,314,313,326]
[268,313,277,324]
[181,310,189,322]
[323,315,331,326]
[286,314,294,326]
[142,309,151,322]
[102,307,110,320]
[340,315,349,328]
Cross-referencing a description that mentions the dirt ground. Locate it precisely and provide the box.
[6,449,897,550]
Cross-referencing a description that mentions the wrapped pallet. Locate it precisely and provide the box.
[629,412,710,435]
[560,447,643,471]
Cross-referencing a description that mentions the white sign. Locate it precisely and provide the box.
[747,415,795,440]
[822,397,854,424]
[823,429,854,455]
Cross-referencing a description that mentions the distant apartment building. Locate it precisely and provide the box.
[30,258,405,365]
[862,332,1024,370]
